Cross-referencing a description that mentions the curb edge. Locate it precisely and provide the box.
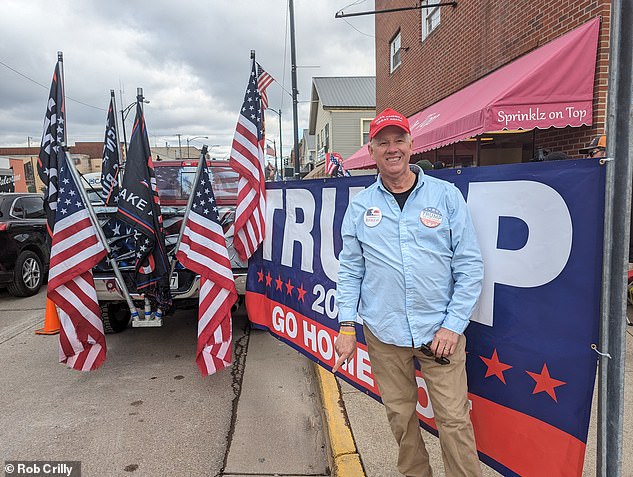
[313,362,366,477]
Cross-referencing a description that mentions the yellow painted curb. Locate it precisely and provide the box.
[314,363,366,477]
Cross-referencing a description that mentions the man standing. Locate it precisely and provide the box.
[334,108,484,477]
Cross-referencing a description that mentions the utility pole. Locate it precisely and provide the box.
[289,0,301,178]
[277,109,283,179]
[597,2,632,476]
[176,133,182,159]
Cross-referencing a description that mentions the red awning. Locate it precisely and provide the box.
[346,18,600,169]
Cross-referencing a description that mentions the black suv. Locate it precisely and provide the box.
[0,193,49,297]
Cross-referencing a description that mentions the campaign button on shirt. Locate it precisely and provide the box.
[364,207,382,227]
[420,207,442,228]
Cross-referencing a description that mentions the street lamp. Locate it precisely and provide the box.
[186,136,209,158]
[266,108,283,179]
[120,91,150,156]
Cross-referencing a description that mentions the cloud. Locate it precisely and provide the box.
[0,0,375,156]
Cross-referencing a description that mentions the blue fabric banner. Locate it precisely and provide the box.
[246,159,605,477]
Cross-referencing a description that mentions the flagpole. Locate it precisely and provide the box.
[56,53,138,320]
[110,89,123,170]
[169,146,208,278]
[66,160,139,320]
[289,0,301,178]
[57,52,68,147]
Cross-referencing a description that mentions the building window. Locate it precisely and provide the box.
[324,124,330,152]
[361,119,371,144]
[390,31,401,72]
[421,0,440,41]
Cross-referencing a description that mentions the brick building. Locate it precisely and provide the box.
[347,0,610,168]
[0,142,123,192]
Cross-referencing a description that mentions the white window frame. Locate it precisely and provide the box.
[361,118,372,145]
[421,0,441,41]
[390,31,402,73]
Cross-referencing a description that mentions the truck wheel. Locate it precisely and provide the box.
[7,251,43,297]
[100,303,131,334]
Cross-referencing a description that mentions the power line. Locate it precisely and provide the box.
[0,59,106,111]
[344,18,376,38]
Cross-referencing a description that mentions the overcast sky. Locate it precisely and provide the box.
[0,0,375,159]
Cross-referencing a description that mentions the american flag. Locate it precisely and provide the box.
[325,152,350,177]
[257,63,274,110]
[229,59,266,261]
[38,60,65,235]
[176,158,237,375]
[47,152,108,371]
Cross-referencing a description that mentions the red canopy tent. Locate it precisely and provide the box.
[345,17,600,170]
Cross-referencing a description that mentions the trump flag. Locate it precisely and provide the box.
[245,159,605,477]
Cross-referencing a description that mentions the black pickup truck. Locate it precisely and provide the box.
[89,160,247,333]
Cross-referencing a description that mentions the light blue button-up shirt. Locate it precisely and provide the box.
[336,166,484,348]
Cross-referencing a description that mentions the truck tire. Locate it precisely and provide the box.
[100,303,131,334]
[7,250,44,297]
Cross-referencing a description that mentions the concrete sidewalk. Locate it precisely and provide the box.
[316,330,633,477]
[224,328,328,476]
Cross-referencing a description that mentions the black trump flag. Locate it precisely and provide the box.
[101,97,120,206]
[116,102,171,309]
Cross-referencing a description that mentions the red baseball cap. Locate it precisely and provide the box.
[369,108,410,140]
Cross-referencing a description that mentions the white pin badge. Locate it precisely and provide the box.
[364,207,382,227]
[420,207,442,228]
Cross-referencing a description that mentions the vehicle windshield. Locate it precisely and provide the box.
[154,163,238,206]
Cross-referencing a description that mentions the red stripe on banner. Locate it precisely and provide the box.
[469,394,587,477]
[246,291,588,477]
[246,291,379,395]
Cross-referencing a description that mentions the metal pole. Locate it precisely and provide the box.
[278,109,283,179]
[110,90,123,170]
[273,139,278,178]
[57,63,138,319]
[177,133,182,159]
[137,88,144,112]
[57,52,67,147]
[169,146,208,277]
[289,0,301,178]
[120,108,129,158]
[66,157,139,318]
[334,2,457,18]
[597,3,633,476]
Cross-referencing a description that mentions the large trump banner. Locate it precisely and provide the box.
[245,159,605,477]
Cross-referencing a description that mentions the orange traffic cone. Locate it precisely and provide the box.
[35,298,60,335]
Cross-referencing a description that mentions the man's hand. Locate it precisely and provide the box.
[332,332,357,373]
[430,327,460,358]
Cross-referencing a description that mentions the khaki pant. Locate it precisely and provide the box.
[364,326,481,477]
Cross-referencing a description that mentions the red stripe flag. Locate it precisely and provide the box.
[47,155,107,371]
[38,58,107,371]
[176,157,237,375]
[229,59,266,261]
[257,63,274,110]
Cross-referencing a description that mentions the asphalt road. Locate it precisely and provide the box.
[0,289,245,476]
